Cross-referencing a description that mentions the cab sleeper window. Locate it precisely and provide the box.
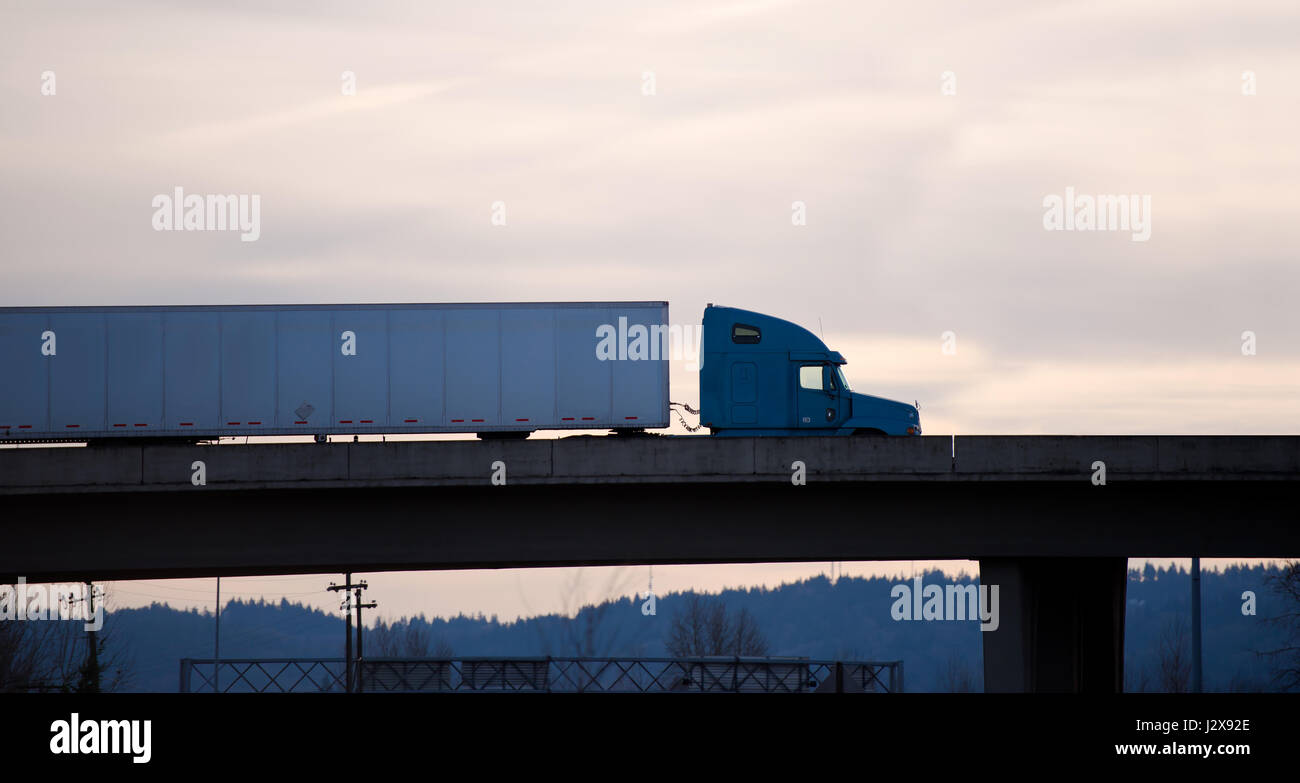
[731,324,761,344]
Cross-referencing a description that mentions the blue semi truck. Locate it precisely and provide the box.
[0,302,919,441]
[701,305,920,437]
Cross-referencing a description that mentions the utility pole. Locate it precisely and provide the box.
[353,582,376,693]
[78,582,100,693]
[327,574,355,693]
[214,577,221,694]
[1191,557,1203,693]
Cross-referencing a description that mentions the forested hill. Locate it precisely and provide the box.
[103,563,1294,692]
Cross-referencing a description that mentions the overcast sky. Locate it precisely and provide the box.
[3,0,1297,621]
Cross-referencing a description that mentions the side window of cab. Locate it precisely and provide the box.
[731,324,761,344]
[799,364,839,392]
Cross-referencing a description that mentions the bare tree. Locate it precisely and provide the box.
[535,567,638,658]
[1261,560,1300,691]
[665,595,769,657]
[731,608,768,657]
[371,616,453,658]
[0,583,132,692]
[1,615,59,690]
[704,600,731,654]
[1156,615,1191,693]
[664,594,710,658]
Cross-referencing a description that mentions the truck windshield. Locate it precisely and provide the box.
[834,366,850,392]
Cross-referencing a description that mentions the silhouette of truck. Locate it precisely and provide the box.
[0,301,919,441]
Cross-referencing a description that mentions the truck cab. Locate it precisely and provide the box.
[698,305,920,436]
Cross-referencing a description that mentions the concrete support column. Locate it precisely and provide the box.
[979,557,1127,693]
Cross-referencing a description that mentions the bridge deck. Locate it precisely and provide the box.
[1,435,1297,583]
[9,435,1289,694]
[1,435,1297,494]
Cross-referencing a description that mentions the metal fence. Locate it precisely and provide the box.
[180,656,902,693]
[180,658,347,693]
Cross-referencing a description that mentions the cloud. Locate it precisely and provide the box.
[144,80,464,152]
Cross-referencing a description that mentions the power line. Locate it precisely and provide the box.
[112,579,330,596]
[108,586,329,601]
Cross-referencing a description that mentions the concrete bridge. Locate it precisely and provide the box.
[3,434,1297,693]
